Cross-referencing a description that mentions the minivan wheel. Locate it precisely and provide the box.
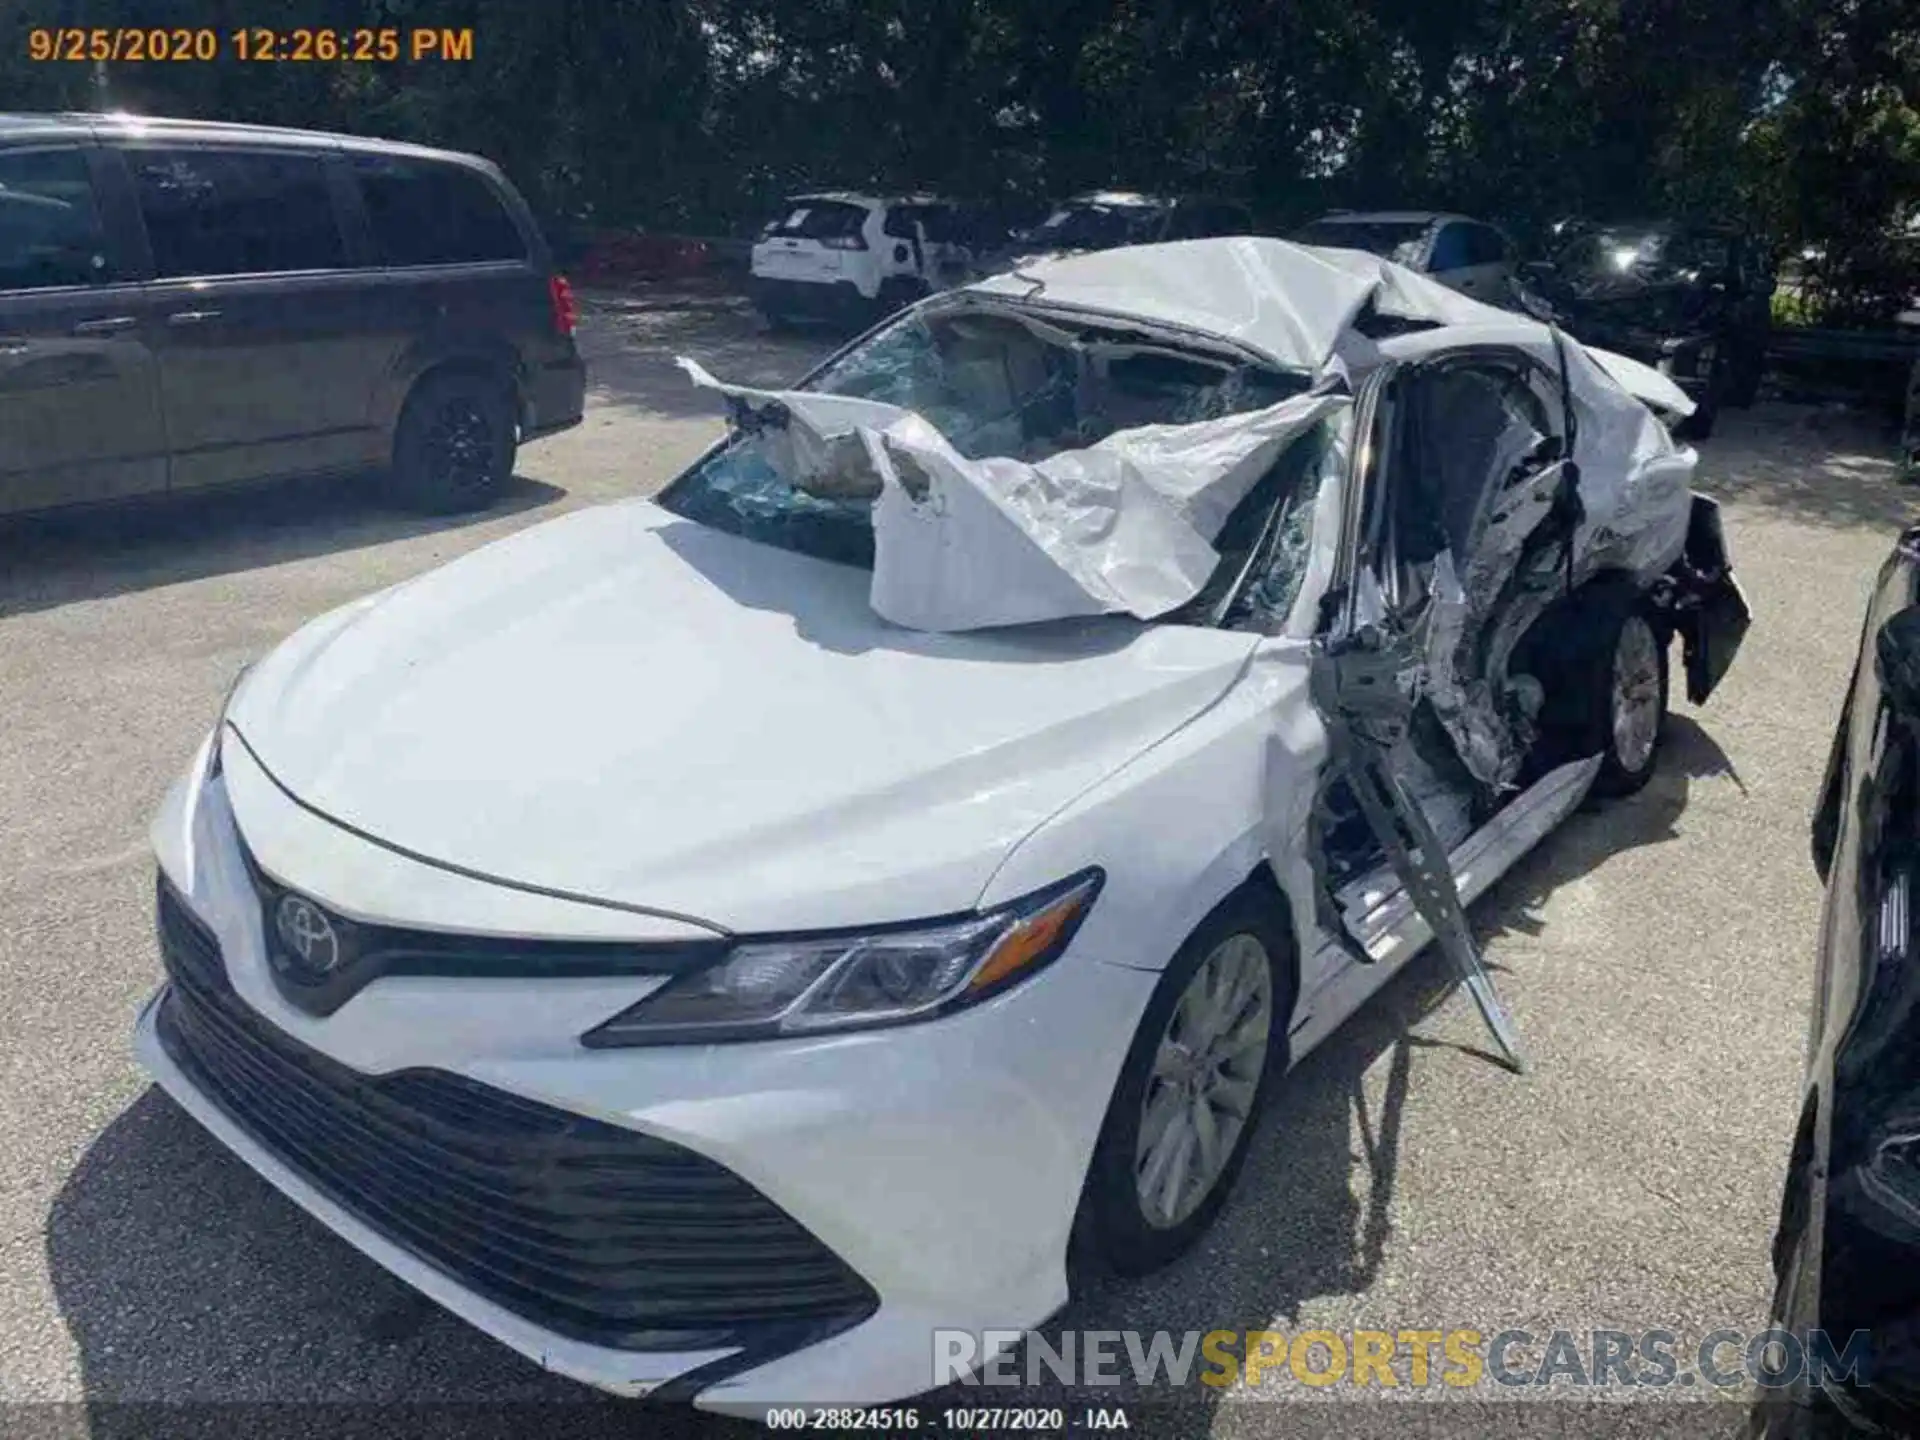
[391,372,516,514]
[1079,889,1293,1277]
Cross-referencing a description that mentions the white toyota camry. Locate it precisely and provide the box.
[137,239,1749,1415]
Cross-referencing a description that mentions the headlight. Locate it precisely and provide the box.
[582,868,1103,1046]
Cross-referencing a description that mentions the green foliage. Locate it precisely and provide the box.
[2,0,1914,310]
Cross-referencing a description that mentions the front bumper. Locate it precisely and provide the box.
[137,748,1158,1412]
[133,993,742,1399]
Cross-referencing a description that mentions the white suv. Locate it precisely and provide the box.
[1293,210,1517,304]
[749,192,973,327]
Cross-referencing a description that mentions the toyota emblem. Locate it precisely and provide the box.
[275,894,342,975]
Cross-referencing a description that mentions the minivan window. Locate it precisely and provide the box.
[130,147,345,278]
[0,147,112,291]
[350,154,526,266]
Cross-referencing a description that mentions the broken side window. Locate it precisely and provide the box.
[1165,414,1345,632]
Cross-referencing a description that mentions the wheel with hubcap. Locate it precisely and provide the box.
[1605,611,1667,790]
[1524,578,1670,798]
[1078,888,1293,1276]
[390,371,516,514]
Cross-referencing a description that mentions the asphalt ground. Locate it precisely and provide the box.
[0,287,1909,1437]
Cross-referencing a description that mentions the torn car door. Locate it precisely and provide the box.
[1304,361,1528,1070]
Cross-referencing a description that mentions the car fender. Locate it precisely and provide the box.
[980,638,1325,995]
[376,333,527,440]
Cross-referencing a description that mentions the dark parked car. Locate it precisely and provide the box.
[1518,219,1775,440]
[1762,526,1920,1437]
[0,112,584,517]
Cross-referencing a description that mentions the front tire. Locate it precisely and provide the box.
[1079,888,1294,1277]
[390,371,516,515]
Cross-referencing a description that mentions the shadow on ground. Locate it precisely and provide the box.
[1696,401,1912,534]
[1475,714,1738,949]
[0,473,564,620]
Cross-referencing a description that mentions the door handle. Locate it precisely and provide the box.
[72,316,137,335]
[167,309,222,327]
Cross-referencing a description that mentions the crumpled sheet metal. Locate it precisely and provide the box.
[675,357,907,498]
[873,393,1348,629]
[972,238,1699,423]
[683,240,1692,639]
[862,417,1217,629]
[1375,326,1696,789]
[681,353,1349,631]
[1376,323,1696,587]
[970,238,1383,375]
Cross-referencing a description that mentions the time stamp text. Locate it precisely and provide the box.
[27,27,475,63]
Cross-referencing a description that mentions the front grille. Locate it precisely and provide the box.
[152,878,878,1352]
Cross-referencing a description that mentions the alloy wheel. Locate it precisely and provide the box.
[1611,614,1662,774]
[1133,933,1273,1230]
[424,398,496,494]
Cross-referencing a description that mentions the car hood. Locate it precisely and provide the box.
[226,501,1261,933]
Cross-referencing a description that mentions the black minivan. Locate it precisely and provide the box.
[0,112,584,516]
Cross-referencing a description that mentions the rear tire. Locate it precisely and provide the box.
[390,371,516,514]
[1530,580,1669,797]
[1078,887,1294,1277]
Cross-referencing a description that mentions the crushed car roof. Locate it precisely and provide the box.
[965,237,1690,413]
[681,236,1696,633]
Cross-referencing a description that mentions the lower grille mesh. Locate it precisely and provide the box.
[153,878,877,1351]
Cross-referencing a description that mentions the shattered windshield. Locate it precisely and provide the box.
[1293,219,1430,266]
[1031,202,1166,249]
[658,301,1315,586]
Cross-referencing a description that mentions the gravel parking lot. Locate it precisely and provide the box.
[0,288,1910,1437]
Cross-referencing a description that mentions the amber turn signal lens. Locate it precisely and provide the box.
[967,885,1093,995]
